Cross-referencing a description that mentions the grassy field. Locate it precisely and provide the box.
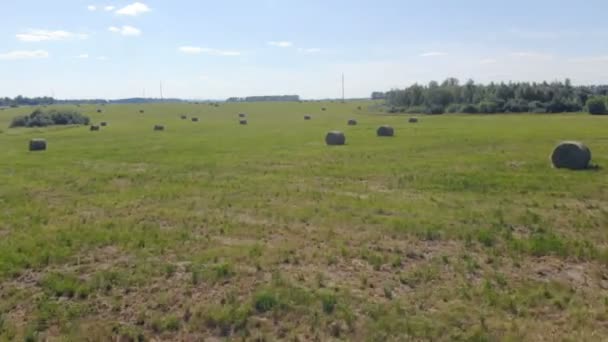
[1,102,608,341]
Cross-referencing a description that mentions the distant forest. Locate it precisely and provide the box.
[0,96,55,107]
[226,95,300,102]
[0,97,187,107]
[379,78,608,114]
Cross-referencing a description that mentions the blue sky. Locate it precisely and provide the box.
[1,0,608,99]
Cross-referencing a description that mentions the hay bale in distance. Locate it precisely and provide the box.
[304,115,312,120]
[154,125,165,131]
[409,117,419,123]
[191,117,199,122]
[325,131,346,146]
[238,113,247,118]
[97,109,102,113]
[29,139,47,151]
[377,125,394,137]
[180,115,187,120]
[139,109,144,113]
[239,119,248,125]
[90,125,100,131]
[551,141,591,170]
[348,119,357,126]
[100,122,107,127]
[321,107,327,111]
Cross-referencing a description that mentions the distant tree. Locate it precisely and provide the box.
[586,96,607,115]
[371,92,386,100]
[384,78,605,114]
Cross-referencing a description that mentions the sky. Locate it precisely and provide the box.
[1,0,608,100]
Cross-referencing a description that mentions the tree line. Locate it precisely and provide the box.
[379,78,608,114]
[0,96,190,107]
[227,95,300,102]
[0,96,55,107]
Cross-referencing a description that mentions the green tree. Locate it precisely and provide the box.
[586,96,607,115]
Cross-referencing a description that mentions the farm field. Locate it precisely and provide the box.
[1,102,608,341]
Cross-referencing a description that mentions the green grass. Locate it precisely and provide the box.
[1,102,608,340]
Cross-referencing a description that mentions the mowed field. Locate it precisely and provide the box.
[1,102,608,341]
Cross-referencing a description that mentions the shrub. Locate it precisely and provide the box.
[478,101,501,114]
[405,105,427,114]
[446,103,461,113]
[528,101,547,113]
[425,104,445,115]
[503,99,529,113]
[460,104,479,114]
[586,96,607,115]
[10,109,90,128]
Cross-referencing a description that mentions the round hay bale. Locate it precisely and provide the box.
[139,109,144,114]
[304,115,312,120]
[100,122,107,127]
[551,141,591,170]
[238,113,247,118]
[154,125,165,131]
[180,115,187,120]
[348,119,357,126]
[325,131,346,146]
[409,117,419,123]
[97,109,102,113]
[377,125,394,137]
[321,107,327,111]
[90,125,100,131]
[29,139,47,151]
[357,106,362,110]
[191,117,199,122]
[239,119,248,125]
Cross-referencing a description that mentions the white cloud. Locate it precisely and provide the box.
[179,46,202,54]
[570,56,608,63]
[116,2,150,16]
[298,48,321,54]
[480,58,497,64]
[87,5,97,11]
[268,41,293,48]
[508,28,562,40]
[510,52,553,60]
[75,54,89,59]
[104,5,115,11]
[420,52,447,57]
[97,56,108,61]
[16,29,88,42]
[178,46,241,56]
[0,50,49,60]
[108,25,141,36]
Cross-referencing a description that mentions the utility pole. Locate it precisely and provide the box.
[160,81,164,101]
